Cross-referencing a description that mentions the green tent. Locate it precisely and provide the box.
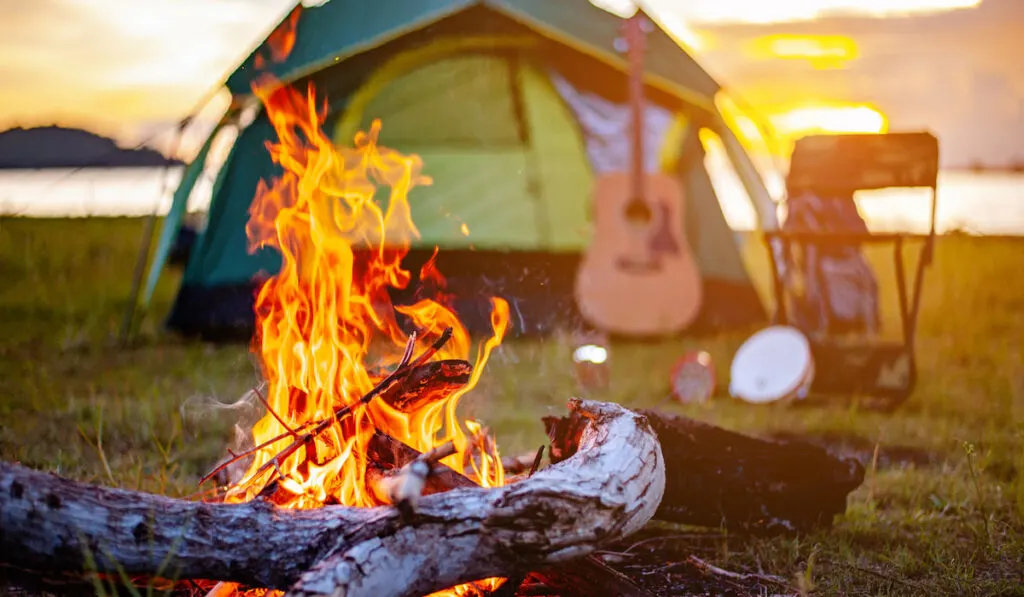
[142,0,779,340]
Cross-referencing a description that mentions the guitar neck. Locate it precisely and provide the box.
[625,13,646,198]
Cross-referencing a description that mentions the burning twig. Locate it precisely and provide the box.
[501,450,539,476]
[198,328,455,490]
[202,581,238,597]
[503,446,546,482]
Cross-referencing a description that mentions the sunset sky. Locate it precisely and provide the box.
[2,0,1022,167]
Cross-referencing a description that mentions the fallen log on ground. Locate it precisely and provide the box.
[0,398,665,597]
[545,408,865,535]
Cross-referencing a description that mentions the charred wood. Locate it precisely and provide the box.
[379,359,471,412]
[365,440,457,516]
[545,409,864,535]
[365,431,476,496]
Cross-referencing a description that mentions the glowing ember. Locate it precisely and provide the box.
[222,76,510,595]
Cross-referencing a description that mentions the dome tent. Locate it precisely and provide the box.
[140,0,779,340]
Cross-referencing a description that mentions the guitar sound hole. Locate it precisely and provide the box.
[624,196,653,228]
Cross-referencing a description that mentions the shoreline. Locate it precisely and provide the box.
[2,213,1022,240]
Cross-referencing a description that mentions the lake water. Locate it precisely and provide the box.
[0,165,1021,235]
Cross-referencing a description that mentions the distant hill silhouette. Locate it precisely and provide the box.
[0,126,183,169]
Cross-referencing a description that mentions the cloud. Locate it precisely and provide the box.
[667,0,982,24]
[689,0,1024,165]
[0,0,293,132]
[2,0,1021,166]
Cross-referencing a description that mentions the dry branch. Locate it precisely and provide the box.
[0,399,664,597]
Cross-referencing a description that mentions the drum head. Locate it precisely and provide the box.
[730,326,813,404]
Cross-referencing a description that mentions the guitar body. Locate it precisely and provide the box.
[575,171,703,336]
[572,12,703,337]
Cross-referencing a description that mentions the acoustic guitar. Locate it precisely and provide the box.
[574,12,703,336]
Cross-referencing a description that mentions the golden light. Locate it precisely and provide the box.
[748,34,859,69]
[770,103,889,138]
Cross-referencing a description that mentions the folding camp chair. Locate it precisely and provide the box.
[762,132,940,410]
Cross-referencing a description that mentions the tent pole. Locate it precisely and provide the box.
[119,211,160,345]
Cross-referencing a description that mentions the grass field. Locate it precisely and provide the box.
[1,215,1022,595]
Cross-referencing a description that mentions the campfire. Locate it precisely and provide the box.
[200,76,513,595]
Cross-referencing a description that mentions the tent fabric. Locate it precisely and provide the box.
[180,115,283,288]
[141,122,222,305]
[161,0,773,340]
[334,52,592,252]
[226,0,720,105]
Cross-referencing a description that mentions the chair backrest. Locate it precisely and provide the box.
[786,132,939,196]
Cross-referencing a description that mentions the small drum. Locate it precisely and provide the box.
[670,351,716,404]
[729,326,814,404]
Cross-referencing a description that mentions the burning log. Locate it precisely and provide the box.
[545,408,864,535]
[0,398,665,597]
[365,431,477,500]
[379,359,472,412]
[364,437,458,515]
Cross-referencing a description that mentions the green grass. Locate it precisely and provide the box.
[1,216,1022,595]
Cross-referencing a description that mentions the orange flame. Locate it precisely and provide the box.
[254,5,302,70]
[225,77,509,595]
